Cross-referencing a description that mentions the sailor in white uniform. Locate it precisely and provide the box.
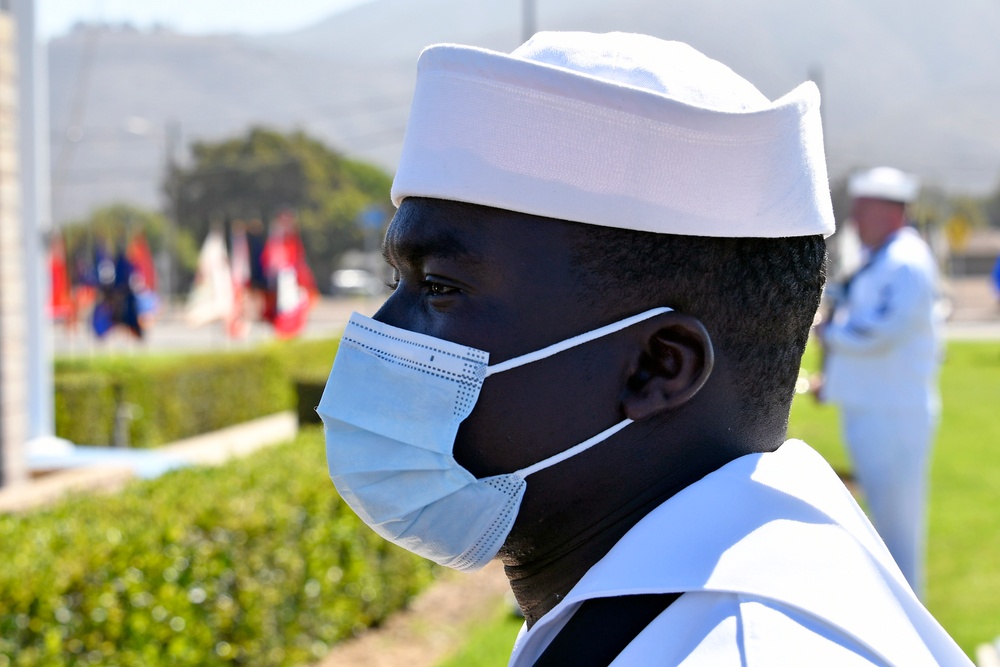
[319,33,970,666]
[820,167,942,600]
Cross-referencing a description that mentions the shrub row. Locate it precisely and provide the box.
[54,338,340,448]
[0,428,439,666]
[271,337,339,426]
[265,338,338,383]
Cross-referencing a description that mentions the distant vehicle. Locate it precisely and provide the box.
[330,269,385,297]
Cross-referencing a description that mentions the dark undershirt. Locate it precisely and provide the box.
[531,592,683,667]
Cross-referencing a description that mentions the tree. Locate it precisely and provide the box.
[165,127,393,293]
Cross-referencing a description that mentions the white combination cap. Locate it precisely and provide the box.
[391,31,835,238]
[848,166,919,204]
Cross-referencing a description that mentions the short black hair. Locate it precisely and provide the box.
[569,226,827,427]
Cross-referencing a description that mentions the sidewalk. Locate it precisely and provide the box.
[948,275,999,325]
[0,411,297,513]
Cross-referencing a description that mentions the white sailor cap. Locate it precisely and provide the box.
[848,166,919,204]
[391,31,835,238]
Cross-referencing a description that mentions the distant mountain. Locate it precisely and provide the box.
[48,0,1000,223]
[49,26,411,223]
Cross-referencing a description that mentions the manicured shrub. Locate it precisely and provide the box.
[53,350,298,448]
[0,428,438,666]
[120,352,292,446]
[267,338,338,381]
[53,372,117,447]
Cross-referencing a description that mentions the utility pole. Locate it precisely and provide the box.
[162,120,181,301]
[522,0,536,43]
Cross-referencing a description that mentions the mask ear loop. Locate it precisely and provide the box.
[486,306,672,479]
[483,306,673,377]
[514,418,634,479]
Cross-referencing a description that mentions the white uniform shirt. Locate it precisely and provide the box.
[508,441,971,666]
[822,227,941,409]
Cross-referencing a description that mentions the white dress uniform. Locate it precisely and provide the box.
[507,441,971,666]
[822,226,942,598]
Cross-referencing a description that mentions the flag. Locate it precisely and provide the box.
[228,222,252,338]
[186,228,235,327]
[48,233,74,322]
[246,219,267,293]
[230,222,251,290]
[261,211,316,338]
[126,232,157,292]
[92,244,142,339]
[126,231,160,324]
[71,243,97,324]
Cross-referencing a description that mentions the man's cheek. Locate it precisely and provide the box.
[453,379,520,478]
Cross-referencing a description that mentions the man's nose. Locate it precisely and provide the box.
[372,288,409,329]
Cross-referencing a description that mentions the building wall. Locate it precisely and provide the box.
[0,8,28,486]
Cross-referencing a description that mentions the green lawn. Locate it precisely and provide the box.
[435,340,1000,665]
[793,340,1000,656]
[435,602,525,667]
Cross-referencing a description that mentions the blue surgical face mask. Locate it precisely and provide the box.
[317,307,671,571]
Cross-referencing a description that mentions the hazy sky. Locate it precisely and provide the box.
[38,0,377,38]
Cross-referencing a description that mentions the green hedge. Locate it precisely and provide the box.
[53,372,118,448]
[54,339,341,448]
[0,428,438,666]
[266,338,338,382]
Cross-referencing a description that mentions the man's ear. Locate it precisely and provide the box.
[622,313,714,421]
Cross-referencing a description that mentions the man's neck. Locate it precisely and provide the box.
[499,412,788,627]
[502,493,666,626]
[499,441,741,626]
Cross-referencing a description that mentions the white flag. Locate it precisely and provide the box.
[185,229,235,327]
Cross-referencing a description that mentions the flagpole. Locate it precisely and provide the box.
[13,0,59,451]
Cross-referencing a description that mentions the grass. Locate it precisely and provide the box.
[435,602,524,667]
[916,343,1000,654]
[794,340,1000,656]
[434,340,1000,665]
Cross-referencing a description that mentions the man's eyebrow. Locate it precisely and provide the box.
[382,228,484,266]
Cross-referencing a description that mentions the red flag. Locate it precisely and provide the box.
[126,231,160,324]
[48,233,74,322]
[126,231,157,293]
[261,211,316,338]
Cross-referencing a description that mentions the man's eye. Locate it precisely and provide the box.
[424,278,459,297]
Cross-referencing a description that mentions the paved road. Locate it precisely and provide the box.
[52,296,387,357]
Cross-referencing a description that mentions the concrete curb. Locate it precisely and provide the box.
[0,411,299,514]
[157,411,298,465]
